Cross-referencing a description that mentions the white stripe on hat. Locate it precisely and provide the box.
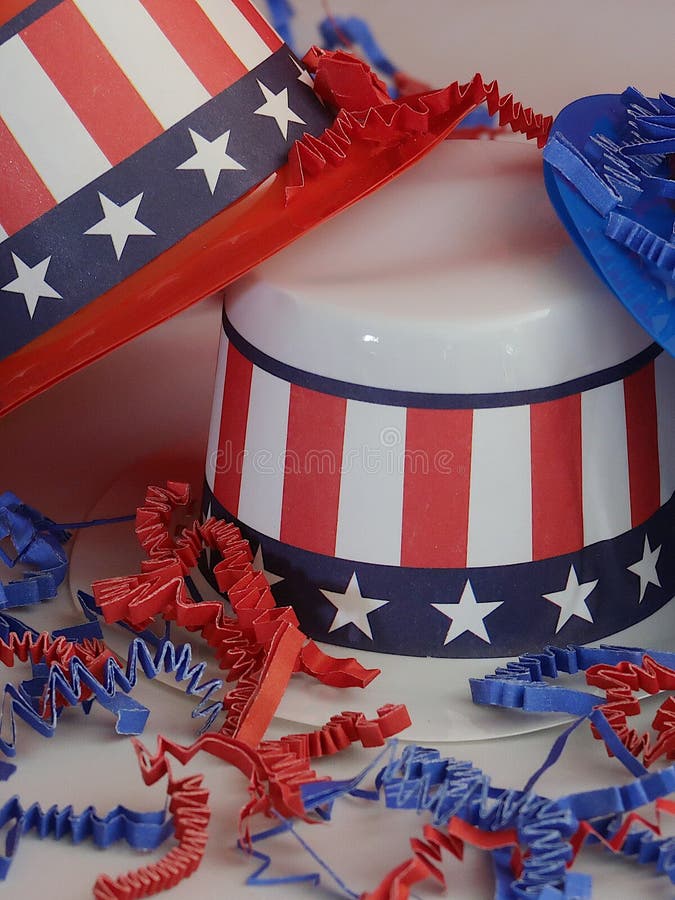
[467,405,532,567]
[0,222,7,243]
[205,332,229,491]
[74,0,210,129]
[335,400,405,565]
[581,380,631,544]
[0,36,109,200]
[655,351,675,505]
[194,0,273,69]
[238,365,290,539]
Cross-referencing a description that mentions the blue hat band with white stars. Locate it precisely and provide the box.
[0,0,332,361]
[201,484,675,659]
[199,314,675,659]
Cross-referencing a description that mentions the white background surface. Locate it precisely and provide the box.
[1,1,675,897]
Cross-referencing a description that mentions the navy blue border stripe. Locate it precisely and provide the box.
[222,310,662,409]
[0,0,63,43]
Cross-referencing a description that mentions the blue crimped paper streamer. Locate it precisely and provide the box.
[263,3,401,86]
[239,746,392,895]
[299,742,581,898]
[374,745,579,898]
[470,642,675,777]
[76,591,224,731]
[264,0,294,47]
[0,611,147,756]
[0,599,224,757]
[319,15,398,79]
[0,491,134,610]
[470,642,675,713]
[587,805,675,881]
[241,817,360,897]
[298,742,675,898]
[0,492,70,609]
[544,88,675,355]
[0,795,171,880]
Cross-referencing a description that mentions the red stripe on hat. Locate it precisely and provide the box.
[0,117,55,235]
[139,0,247,96]
[401,408,472,567]
[280,385,346,556]
[212,343,253,516]
[21,1,162,167]
[1,1,31,27]
[230,0,283,50]
[530,394,583,559]
[624,360,660,526]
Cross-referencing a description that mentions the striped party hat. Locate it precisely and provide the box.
[201,137,675,739]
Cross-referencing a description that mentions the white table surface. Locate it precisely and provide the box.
[1,2,674,897]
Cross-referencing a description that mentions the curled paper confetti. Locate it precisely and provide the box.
[0,481,410,898]
[131,702,410,834]
[0,795,171,882]
[0,613,144,756]
[0,492,70,609]
[298,743,675,899]
[93,481,381,746]
[93,750,210,900]
[472,643,675,770]
[544,88,675,353]
[10,475,675,898]
[78,593,224,732]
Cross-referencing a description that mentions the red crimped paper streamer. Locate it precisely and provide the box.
[393,72,433,97]
[566,797,675,882]
[296,639,380,688]
[128,702,410,836]
[93,482,381,747]
[571,809,659,860]
[135,484,376,696]
[0,629,107,671]
[88,481,411,896]
[285,50,552,204]
[264,704,411,761]
[94,755,210,900]
[0,627,115,712]
[586,655,675,767]
[363,820,520,900]
[304,46,392,109]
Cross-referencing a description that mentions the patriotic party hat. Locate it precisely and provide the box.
[0,0,550,417]
[199,135,675,741]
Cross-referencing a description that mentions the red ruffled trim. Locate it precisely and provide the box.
[285,51,552,203]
